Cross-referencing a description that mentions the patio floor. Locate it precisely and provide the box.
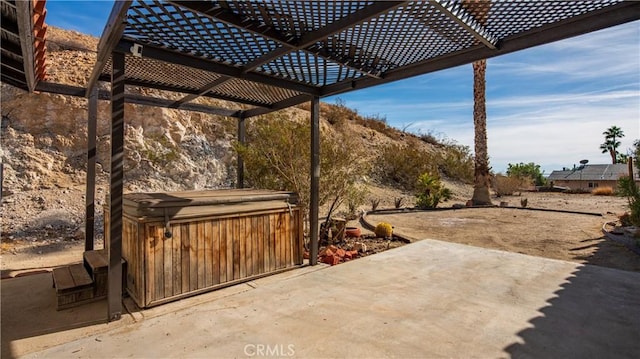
[4,239,639,358]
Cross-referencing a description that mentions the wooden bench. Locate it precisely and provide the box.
[52,263,95,310]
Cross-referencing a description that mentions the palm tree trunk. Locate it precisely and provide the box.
[471,59,492,205]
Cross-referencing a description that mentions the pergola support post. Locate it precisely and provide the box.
[237,116,245,189]
[108,51,125,321]
[309,97,320,265]
[84,87,97,251]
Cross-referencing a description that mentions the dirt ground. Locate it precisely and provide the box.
[366,191,640,273]
[2,188,638,275]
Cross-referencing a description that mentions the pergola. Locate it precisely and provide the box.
[2,0,638,321]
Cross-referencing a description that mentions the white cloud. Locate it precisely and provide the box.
[337,22,640,174]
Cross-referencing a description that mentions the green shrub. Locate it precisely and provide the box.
[345,185,368,219]
[507,162,547,186]
[415,173,452,209]
[617,176,640,226]
[436,143,474,183]
[377,143,437,191]
[234,114,367,217]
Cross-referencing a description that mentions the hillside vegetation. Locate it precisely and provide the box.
[1,27,474,246]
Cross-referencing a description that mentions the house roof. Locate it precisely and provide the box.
[548,164,637,181]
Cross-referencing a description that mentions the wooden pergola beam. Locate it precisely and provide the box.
[85,1,132,97]
[85,87,97,251]
[35,81,243,117]
[15,0,36,92]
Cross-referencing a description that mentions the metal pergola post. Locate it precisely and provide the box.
[237,116,245,189]
[309,97,320,265]
[108,51,125,321]
[84,87,97,251]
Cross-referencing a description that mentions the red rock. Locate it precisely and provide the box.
[336,248,346,258]
[303,251,310,259]
[321,254,340,266]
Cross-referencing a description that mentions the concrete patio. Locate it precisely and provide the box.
[3,238,639,358]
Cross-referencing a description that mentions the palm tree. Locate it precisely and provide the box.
[601,126,625,164]
[471,59,492,205]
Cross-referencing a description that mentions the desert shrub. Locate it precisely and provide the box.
[377,143,437,191]
[415,173,452,209]
[370,198,381,211]
[617,176,640,226]
[234,114,367,218]
[619,212,633,226]
[417,130,442,147]
[374,222,393,238]
[322,98,358,127]
[346,185,368,219]
[507,162,547,186]
[436,143,474,183]
[394,197,405,209]
[592,186,614,196]
[493,174,531,196]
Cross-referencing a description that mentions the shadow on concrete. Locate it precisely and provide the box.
[1,272,109,359]
[504,240,640,358]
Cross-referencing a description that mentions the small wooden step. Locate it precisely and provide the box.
[84,249,108,297]
[52,263,95,310]
[83,249,128,299]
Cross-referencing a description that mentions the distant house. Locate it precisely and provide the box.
[547,164,640,190]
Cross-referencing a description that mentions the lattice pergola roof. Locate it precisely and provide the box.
[80,0,640,118]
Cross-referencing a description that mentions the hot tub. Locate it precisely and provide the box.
[105,189,303,308]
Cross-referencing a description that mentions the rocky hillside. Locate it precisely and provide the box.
[1,27,471,251]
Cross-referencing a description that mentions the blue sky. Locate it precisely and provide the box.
[45,1,639,174]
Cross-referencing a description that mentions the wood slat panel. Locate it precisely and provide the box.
[181,224,190,294]
[172,223,182,296]
[284,212,291,267]
[189,222,198,291]
[163,224,173,298]
[204,221,213,287]
[226,218,233,281]
[197,221,206,289]
[146,224,155,303]
[239,217,246,279]
[219,218,227,283]
[233,218,240,280]
[119,201,304,308]
[277,212,285,269]
[212,219,221,285]
[269,213,276,272]
[153,224,164,302]
[250,216,258,276]
[257,215,265,274]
